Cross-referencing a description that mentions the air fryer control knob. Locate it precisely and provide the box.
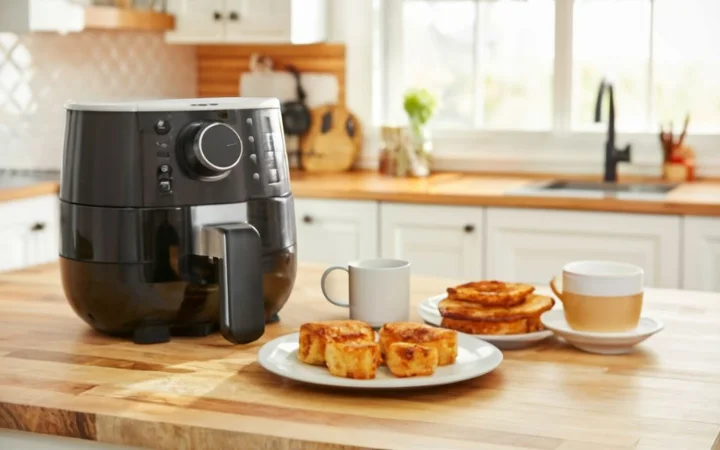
[184,122,243,177]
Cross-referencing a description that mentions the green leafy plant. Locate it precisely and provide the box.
[403,88,437,127]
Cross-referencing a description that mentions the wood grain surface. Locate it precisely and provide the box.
[290,170,720,217]
[1,263,719,449]
[84,6,175,32]
[197,44,346,102]
[0,181,58,203]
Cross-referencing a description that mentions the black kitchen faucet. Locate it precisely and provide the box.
[595,78,631,182]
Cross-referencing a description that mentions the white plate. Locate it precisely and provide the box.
[257,332,503,389]
[418,294,554,349]
[540,309,664,355]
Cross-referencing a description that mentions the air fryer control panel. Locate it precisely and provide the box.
[140,108,289,207]
[60,106,290,208]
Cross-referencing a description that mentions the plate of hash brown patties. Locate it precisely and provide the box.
[257,320,502,388]
[418,281,556,349]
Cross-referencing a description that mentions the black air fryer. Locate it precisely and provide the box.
[59,97,297,345]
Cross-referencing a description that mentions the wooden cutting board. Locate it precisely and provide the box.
[300,105,363,172]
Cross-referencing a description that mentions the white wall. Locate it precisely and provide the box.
[0,31,197,170]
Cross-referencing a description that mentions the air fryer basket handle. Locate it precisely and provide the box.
[212,223,265,344]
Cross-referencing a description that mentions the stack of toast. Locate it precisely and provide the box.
[439,281,554,335]
[298,320,457,379]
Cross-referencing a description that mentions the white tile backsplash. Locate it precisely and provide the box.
[0,31,196,170]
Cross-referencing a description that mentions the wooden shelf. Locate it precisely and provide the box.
[84,6,175,32]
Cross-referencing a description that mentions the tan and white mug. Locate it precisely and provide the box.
[550,261,644,332]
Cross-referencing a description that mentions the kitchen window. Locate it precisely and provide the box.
[379,0,720,165]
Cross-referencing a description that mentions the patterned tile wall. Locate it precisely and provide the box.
[0,31,196,170]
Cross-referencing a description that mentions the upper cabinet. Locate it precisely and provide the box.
[0,0,84,33]
[0,1,175,34]
[166,0,327,44]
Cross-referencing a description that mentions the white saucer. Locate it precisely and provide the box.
[418,294,554,350]
[540,309,664,355]
[257,331,503,389]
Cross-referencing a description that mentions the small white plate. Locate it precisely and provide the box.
[418,294,554,350]
[257,331,503,389]
[540,309,664,355]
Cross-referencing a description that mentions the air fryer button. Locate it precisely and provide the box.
[262,133,274,152]
[158,180,172,194]
[268,169,279,184]
[156,141,169,149]
[246,118,253,127]
[248,135,255,144]
[253,173,260,181]
[249,154,257,164]
[158,164,172,176]
[154,120,171,135]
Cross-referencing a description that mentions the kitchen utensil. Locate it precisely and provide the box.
[550,261,644,332]
[417,294,554,350]
[321,258,410,328]
[280,65,311,136]
[258,331,503,388]
[541,310,663,355]
[300,105,363,172]
[60,98,297,345]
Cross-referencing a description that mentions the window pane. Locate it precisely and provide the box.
[654,0,720,133]
[572,0,651,131]
[402,0,476,128]
[477,0,554,130]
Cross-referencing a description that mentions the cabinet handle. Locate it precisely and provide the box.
[303,215,314,224]
[213,11,222,21]
[228,11,240,21]
[464,224,475,233]
[31,222,46,232]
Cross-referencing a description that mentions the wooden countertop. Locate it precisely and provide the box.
[1,264,719,449]
[290,171,720,216]
[0,181,58,203]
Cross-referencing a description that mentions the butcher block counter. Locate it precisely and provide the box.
[290,170,720,216]
[1,264,720,450]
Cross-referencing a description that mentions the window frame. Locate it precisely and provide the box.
[375,0,720,174]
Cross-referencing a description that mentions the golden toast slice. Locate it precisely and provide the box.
[325,341,381,379]
[441,315,544,335]
[439,294,554,322]
[386,342,438,377]
[379,322,457,366]
[298,320,375,365]
[446,281,534,307]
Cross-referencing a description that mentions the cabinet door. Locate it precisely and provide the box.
[0,225,31,272]
[486,208,681,288]
[683,216,720,291]
[224,0,289,42]
[380,203,484,280]
[166,0,225,42]
[0,195,59,272]
[295,199,378,265]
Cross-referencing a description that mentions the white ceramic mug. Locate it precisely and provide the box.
[321,258,411,327]
[550,260,644,332]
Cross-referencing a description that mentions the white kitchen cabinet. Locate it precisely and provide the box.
[682,216,720,291]
[166,0,327,44]
[294,199,378,265]
[0,195,59,272]
[380,203,484,280]
[0,0,84,33]
[486,208,681,288]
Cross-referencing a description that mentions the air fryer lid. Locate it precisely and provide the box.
[64,97,281,112]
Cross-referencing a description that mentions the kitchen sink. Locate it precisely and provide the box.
[508,180,679,199]
[540,180,678,194]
